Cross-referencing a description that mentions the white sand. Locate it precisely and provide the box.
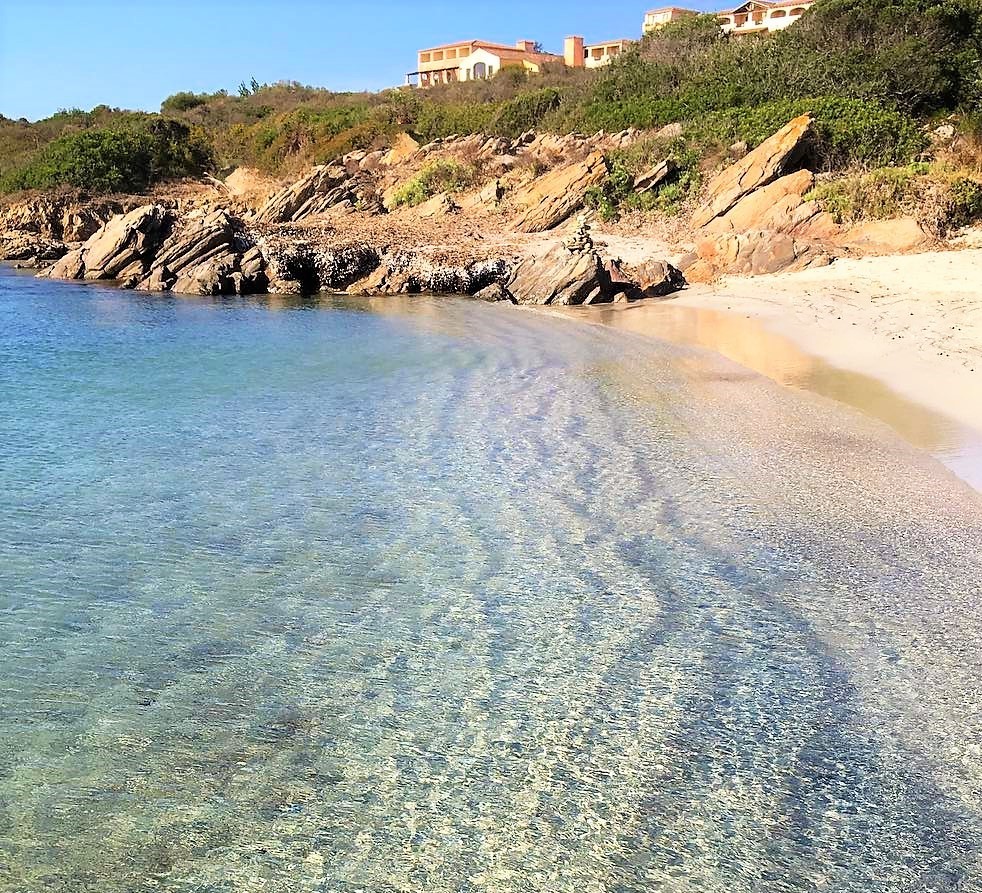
[672,248,982,433]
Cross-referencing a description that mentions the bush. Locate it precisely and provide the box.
[1,118,212,193]
[161,92,209,114]
[389,159,478,208]
[689,97,927,169]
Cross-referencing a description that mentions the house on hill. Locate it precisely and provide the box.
[641,0,815,35]
[643,6,700,32]
[408,36,636,87]
[407,40,563,87]
[717,0,816,34]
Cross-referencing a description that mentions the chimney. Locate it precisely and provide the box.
[564,35,585,68]
[515,39,537,52]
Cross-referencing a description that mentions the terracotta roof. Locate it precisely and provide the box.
[418,38,555,55]
[645,6,700,13]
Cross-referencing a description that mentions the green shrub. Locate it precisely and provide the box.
[805,164,931,222]
[161,92,209,114]
[0,118,212,193]
[389,159,478,208]
[689,97,927,169]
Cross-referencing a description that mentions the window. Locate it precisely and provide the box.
[790,6,806,12]
[771,8,786,16]
[433,50,444,60]
[420,53,431,62]
[447,48,457,59]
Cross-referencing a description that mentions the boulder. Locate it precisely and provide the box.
[630,259,688,298]
[472,282,514,303]
[691,114,814,229]
[414,192,458,218]
[679,229,833,282]
[836,217,931,254]
[634,159,676,194]
[510,152,609,233]
[703,169,837,239]
[255,165,355,224]
[383,133,422,166]
[506,244,612,305]
[45,247,85,280]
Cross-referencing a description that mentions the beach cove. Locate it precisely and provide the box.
[2,266,982,890]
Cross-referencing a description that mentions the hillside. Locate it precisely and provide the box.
[3,0,981,198]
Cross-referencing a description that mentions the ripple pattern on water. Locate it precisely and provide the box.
[1,272,981,892]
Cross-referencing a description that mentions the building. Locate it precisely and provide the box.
[643,6,699,32]
[407,40,563,87]
[583,38,635,68]
[717,0,816,34]
[408,36,635,87]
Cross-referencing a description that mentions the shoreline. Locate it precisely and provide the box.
[554,249,982,493]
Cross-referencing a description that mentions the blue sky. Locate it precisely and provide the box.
[0,0,711,121]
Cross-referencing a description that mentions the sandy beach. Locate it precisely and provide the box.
[560,245,982,491]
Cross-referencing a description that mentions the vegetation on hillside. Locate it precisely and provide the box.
[1,0,981,206]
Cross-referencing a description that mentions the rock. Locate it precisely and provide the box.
[46,204,175,282]
[633,159,676,194]
[836,217,931,254]
[728,140,749,159]
[472,282,514,303]
[263,240,380,293]
[414,193,458,218]
[171,249,241,295]
[0,233,66,264]
[631,259,687,297]
[383,133,421,166]
[680,229,832,282]
[510,152,609,233]
[44,247,85,280]
[656,122,684,141]
[702,169,837,239]
[564,214,594,253]
[133,208,267,295]
[255,166,357,224]
[691,114,814,229]
[506,244,612,305]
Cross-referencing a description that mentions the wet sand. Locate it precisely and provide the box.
[558,259,982,493]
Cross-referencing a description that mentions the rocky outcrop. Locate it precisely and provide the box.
[263,240,381,293]
[42,204,175,282]
[703,169,838,240]
[0,233,67,266]
[138,209,267,295]
[346,253,508,297]
[0,196,125,243]
[510,152,609,233]
[679,230,832,282]
[255,165,371,224]
[506,244,613,305]
[691,114,814,229]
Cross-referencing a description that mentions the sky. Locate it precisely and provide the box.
[0,0,711,121]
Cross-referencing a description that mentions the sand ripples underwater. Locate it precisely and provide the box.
[1,269,981,892]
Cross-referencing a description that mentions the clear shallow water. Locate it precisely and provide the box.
[2,268,982,893]
[569,302,982,493]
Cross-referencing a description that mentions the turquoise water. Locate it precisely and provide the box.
[2,266,982,892]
